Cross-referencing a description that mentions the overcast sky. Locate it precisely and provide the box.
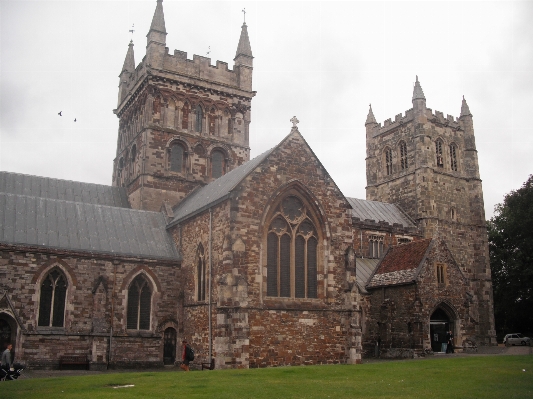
[1,0,532,218]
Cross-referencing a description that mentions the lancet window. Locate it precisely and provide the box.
[436,140,444,168]
[385,148,393,175]
[196,244,206,302]
[399,141,408,170]
[449,144,458,171]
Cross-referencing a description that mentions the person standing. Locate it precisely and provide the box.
[1,343,14,371]
[448,330,455,353]
[180,340,190,371]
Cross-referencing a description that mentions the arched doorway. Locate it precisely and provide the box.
[430,307,454,352]
[0,314,17,359]
[163,327,177,365]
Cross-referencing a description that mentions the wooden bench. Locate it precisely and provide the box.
[201,358,215,370]
[59,355,89,370]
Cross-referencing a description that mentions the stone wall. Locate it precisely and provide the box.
[0,247,181,369]
[362,240,477,358]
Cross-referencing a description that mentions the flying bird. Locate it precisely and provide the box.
[58,111,62,116]
[74,118,77,122]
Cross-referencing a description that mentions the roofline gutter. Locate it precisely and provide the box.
[366,280,417,290]
[0,242,182,265]
[166,193,231,228]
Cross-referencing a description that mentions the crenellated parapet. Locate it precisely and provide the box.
[112,0,255,212]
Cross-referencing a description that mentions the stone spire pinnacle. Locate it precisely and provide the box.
[365,104,377,125]
[460,95,472,117]
[149,0,166,34]
[412,75,426,101]
[121,40,135,74]
[235,22,253,60]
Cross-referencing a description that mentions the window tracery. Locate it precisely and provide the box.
[266,195,318,299]
[38,269,67,327]
[127,275,151,330]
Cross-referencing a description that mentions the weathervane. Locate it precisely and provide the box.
[242,8,246,23]
[129,23,135,40]
[207,46,211,56]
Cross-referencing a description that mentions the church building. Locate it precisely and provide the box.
[0,0,495,369]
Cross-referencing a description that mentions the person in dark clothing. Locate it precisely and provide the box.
[447,331,454,353]
[180,340,190,371]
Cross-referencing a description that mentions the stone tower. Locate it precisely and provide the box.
[113,0,255,211]
[365,77,496,345]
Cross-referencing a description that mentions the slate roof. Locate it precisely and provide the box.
[346,198,416,228]
[356,258,379,294]
[0,191,181,262]
[0,171,130,208]
[168,147,275,225]
[367,238,433,288]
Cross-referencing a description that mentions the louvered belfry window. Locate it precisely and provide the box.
[266,195,319,298]
[38,269,67,327]
[127,275,152,330]
[436,140,444,168]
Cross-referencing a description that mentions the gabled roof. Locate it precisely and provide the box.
[0,192,180,262]
[168,147,275,226]
[346,197,416,228]
[0,171,130,208]
[356,258,379,294]
[169,127,353,226]
[366,238,433,289]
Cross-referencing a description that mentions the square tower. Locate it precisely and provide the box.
[365,77,495,345]
[113,0,255,211]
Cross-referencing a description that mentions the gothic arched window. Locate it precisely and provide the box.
[38,269,67,327]
[385,148,393,176]
[181,103,190,130]
[435,139,444,168]
[399,141,408,170]
[131,145,137,175]
[195,105,203,133]
[169,142,186,173]
[211,150,225,179]
[196,244,206,301]
[266,195,319,299]
[209,108,216,135]
[449,143,458,171]
[127,275,151,330]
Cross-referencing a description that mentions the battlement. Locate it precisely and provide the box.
[373,106,462,137]
[160,49,242,88]
[373,109,414,136]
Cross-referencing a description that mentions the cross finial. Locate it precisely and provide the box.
[290,116,299,127]
[129,23,135,39]
[242,8,246,23]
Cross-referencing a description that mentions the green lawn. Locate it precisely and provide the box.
[3,355,532,399]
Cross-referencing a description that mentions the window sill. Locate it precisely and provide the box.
[35,327,66,335]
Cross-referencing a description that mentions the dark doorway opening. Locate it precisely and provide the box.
[430,308,453,352]
[163,327,177,365]
[0,314,16,360]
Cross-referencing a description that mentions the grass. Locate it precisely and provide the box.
[2,355,532,399]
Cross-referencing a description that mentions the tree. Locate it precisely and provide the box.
[488,175,533,338]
